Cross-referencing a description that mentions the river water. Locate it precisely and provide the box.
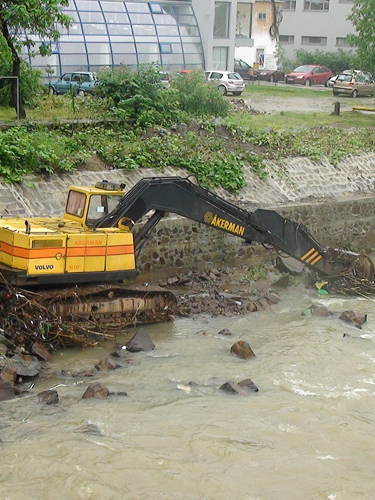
[1,283,375,500]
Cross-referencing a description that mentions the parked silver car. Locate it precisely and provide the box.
[204,70,245,96]
[333,70,375,98]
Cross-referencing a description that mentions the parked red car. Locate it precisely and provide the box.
[285,65,334,86]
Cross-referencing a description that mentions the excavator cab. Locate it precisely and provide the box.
[64,181,126,229]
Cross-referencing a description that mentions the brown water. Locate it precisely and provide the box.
[1,284,375,500]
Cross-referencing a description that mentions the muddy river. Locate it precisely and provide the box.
[1,282,375,500]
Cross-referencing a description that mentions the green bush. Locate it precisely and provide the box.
[95,64,181,127]
[172,71,230,117]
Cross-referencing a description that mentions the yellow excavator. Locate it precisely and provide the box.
[0,176,373,324]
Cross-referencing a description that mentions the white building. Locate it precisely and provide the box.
[194,0,282,71]
[279,0,355,59]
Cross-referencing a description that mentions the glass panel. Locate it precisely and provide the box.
[101,1,126,11]
[88,53,112,66]
[64,11,80,21]
[212,46,228,68]
[137,53,160,63]
[82,24,107,35]
[183,42,203,55]
[79,11,104,22]
[132,25,156,36]
[85,35,109,42]
[134,35,158,43]
[149,2,163,13]
[161,53,183,65]
[184,53,204,64]
[107,25,132,35]
[75,0,100,10]
[136,43,159,54]
[153,14,176,25]
[111,43,136,54]
[179,26,199,37]
[175,15,196,25]
[160,42,182,53]
[159,42,172,53]
[156,25,179,36]
[86,42,111,54]
[103,11,129,23]
[236,3,251,38]
[60,35,85,42]
[168,4,193,15]
[60,54,88,65]
[113,53,137,65]
[59,42,87,53]
[129,13,153,24]
[214,2,230,38]
[125,2,150,12]
[60,24,83,35]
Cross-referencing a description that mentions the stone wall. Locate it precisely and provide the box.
[2,153,375,273]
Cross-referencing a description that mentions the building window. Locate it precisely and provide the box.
[148,2,163,13]
[336,37,349,47]
[258,12,266,20]
[214,2,230,38]
[236,3,252,38]
[283,0,296,9]
[212,46,228,69]
[301,36,327,45]
[159,42,172,53]
[304,0,330,10]
[279,35,294,44]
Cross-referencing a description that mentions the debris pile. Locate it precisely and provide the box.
[0,285,115,352]
[158,267,280,317]
[230,98,264,114]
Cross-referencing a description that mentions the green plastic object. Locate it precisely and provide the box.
[318,289,328,295]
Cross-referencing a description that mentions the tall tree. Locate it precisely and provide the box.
[0,1,71,118]
[347,0,375,74]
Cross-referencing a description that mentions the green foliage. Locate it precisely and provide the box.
[95,64,181,127]
[97,131,246,192]
[0,1,72,53]
[348,0,375,74]
[0,126,90,182]
[95,65,229,127]
[0,58,45,108]
[172,71,230,117]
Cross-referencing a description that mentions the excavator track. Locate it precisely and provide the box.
[39,284,177,325]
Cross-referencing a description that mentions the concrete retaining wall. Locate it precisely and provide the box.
[2,153,375,273]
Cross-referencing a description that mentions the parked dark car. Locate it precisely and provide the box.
[234,59,254,80]
[285,65,334,86]
[253,68,285,83]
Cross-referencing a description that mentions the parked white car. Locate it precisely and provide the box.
[204,70,245,96]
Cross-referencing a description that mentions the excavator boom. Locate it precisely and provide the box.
[94,176,364,279]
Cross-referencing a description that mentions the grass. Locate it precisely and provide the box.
[225,109,375,132]
[242,81,333,98]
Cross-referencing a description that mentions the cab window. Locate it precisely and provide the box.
[66,190,86,217]
[86,194,122,225]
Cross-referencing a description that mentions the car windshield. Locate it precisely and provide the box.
[337,74,352,82]
[293,65,314,73]
[228,73,242,80]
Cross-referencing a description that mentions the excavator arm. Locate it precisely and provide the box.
[93,176,369,279]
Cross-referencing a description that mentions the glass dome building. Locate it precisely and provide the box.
[26,0,205,77]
